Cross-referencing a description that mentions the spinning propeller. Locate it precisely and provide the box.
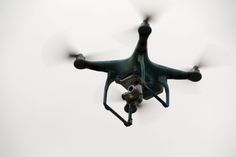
[42,34,113,65]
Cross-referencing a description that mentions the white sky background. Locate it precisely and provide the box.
[0,0,236,157]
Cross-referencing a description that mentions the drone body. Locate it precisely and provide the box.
[73,18,202,126]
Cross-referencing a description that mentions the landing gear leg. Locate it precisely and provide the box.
[103,74,136,127]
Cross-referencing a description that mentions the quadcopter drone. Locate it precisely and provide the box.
[71,17,202,127]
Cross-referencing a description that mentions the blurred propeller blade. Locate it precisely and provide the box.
[113,0,170,46]
[42,34,116,66]
[193,44,235,69]
[113,27,139,46]
[177,44,235,94]
[129,0,170,23]
[68,52,79,59]
[42,34,77,65]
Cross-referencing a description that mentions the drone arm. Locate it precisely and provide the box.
[74,58,125,74]
[152,64,201,82]
[156,64,189,80]
[74,59,110,72]
[163,66,202,82]
[103,74,132,126]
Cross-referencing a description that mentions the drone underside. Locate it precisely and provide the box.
[73,18,202,127]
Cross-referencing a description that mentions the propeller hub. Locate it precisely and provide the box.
[188,66,202,82]
[138,23,152,36]
[143,16,151,24]
[74,54,86,69]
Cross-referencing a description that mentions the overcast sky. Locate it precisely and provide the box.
[1,0,236,157]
